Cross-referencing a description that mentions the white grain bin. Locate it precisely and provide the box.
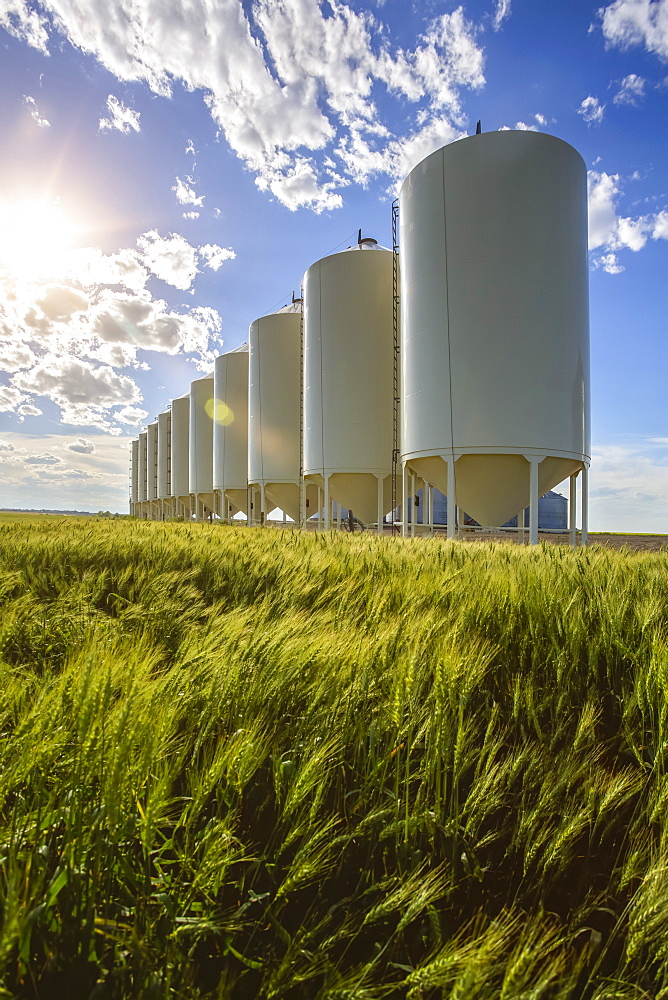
[399,129,590,541]
[303,236,398,529]
[171,394,190,518]
[157,409,172,516]
[213,345,249,518]
[146,421,158,516]
[189,375,215,519]
[248,302,317,523]
[130,438,139,514]
[138,430,148,517]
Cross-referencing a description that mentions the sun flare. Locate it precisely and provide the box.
[0,199,80,279]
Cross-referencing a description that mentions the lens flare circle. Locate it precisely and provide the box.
[206,398,234,426]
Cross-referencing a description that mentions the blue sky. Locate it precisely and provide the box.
[0,0,666,529]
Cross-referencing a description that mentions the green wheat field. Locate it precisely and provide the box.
[1,516,667,999]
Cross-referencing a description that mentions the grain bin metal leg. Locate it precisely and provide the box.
[402,464,408,537]
[324,476,331,530]
[581,466,589,546]
[447,459,456,540]
[570,472,578,547]
[529,461,539,545]
[376,476,384,535]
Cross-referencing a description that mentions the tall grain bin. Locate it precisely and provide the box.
[171,394,190,518]
[189,376,215,519]
[303,236,397,530]
[248,302,317,523]
[130,439,139,515]
[399,130,590,542]
[146,421,158,518]
[138,430,148,518]
[213,345,249,518]
[157,409,172,517]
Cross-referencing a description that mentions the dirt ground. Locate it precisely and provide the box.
[447,529,668,551]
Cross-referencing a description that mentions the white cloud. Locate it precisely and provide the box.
[12,356,140,413]
[613,72,646,104]
[0,340,38,372]
[116,405,148,425]
[185,139,196,155]
[0,1,49,51]
[534,113,548,126]
[35,284,89,320]
[8,0,486,211]
[600,0,668,61]
[653,210,668,238]
[590,442,668,533]
[0,225,226,430]
[23,94,50,127]
[99,94,140,133]
[172,176,204,207]
[492,0,511,31]
[67,247,149,292]
[136,230,198,289]
[596,252,625,274]
[578,95,605,124]
[199,244,236,270]
[25,453,61,465]
[182,211,200,220]
[0,431,136,512]
[499,121,538,131]
[588,169,668,269]
[67,437,95,453]
[0,383,25,412]
[588,170,622,249]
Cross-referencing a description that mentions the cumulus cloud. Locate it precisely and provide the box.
[35,284,89,320]
[0,384,25,412]
[116,405,148,425]
[23,94,50,127]
[599,0,668,61]
[136,230,199,289]
[578,95,605,124]
[613,72,646,104]
[199,244,236,270]
[0,1,49,51]
[25,453,60,465]
[0,340,38,372]
[590,442,668,533]
[172,176,204,207]
[499,121,538,131]
[6,0,487,211]
[588,169,668,270]
[0,223,228,430]
[99,94,140,133]
[67,437,95,453]
[182,211,200,220]
[0,431,136,512]
[67,246,149,292]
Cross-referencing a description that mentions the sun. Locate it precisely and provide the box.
[0,199,80,279]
